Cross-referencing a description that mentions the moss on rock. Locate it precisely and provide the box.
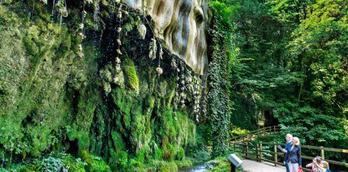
[0,1,199,171]
[80,150,111,172]
[123,58,140,93]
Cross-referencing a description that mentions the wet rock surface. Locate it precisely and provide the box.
[123,0,208,74]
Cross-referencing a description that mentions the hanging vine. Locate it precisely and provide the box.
[208,20,232,157]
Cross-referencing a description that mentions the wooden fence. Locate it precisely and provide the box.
[232,141,348,171]
[230,126,280,143]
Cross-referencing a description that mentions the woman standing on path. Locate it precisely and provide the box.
[286,137,302,172]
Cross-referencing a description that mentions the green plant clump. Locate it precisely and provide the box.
[123,58,140,93]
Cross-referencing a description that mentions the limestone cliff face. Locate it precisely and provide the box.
[0,2,199,170]
[124,0,208,75]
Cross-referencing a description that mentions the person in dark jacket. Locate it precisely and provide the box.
[278,133,293,172]
[287,137,302,172]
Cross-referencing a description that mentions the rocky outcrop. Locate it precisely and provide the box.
[124,0,208,75]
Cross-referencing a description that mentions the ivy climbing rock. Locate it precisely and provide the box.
[207,13,233,157]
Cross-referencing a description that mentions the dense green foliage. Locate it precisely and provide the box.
[210,0,348,150]
[0,0,347,171]
[0,1,197,171]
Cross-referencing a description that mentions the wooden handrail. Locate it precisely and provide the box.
[255,142,348,154]
[232,141,348,169]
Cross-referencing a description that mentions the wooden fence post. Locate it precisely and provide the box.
[274,143,278,166]
[233,143,235,152]
[256,143,259,162]
[245,142,249,158]
[259,141,263,162]
[321,147,325,160]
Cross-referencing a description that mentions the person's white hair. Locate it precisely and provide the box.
[293,137,300,146]
[286,134,293,142]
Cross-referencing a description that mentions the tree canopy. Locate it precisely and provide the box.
[210,0,348,152]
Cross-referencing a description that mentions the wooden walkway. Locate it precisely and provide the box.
[241,160,285,172]
[232,141,348,170]
[230,126,348,171]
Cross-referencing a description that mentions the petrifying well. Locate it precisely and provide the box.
[124,0,208,75]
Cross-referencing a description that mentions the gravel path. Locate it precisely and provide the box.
[241,159,285,172]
